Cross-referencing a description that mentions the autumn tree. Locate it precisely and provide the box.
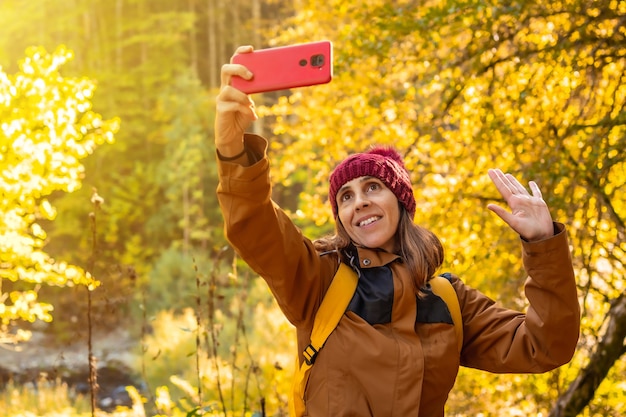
[0,46,118,344]
[261,0,625,415]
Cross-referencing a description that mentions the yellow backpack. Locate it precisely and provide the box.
[288,264,463,417]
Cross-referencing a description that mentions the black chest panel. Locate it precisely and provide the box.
[416,280,454,325]
[347,265,394,325]
[345,262,454,326]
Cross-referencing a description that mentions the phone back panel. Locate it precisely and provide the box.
[231,41,333,94]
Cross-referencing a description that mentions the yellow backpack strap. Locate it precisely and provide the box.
[289,262,358,417]
[303,262,358,365]
[430,275,463,353]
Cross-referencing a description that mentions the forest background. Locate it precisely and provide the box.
[0,0,624,416]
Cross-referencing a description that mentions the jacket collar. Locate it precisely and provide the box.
[353,246,402,268]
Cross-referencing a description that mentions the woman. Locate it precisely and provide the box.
[215,45,580,417]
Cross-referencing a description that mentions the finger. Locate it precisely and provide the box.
[488,169,515,198]
[504,173,529,195]
[232,45,254,58]
[218,84,253,103]
[220,63,253,88]
[216,96,254,113]
[223,45,253,86]
[217,86,256,118]
[529,181,543,199]
[487,203,514,226]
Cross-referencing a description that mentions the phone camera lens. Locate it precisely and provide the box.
[310,54,325,67]
[299,59,307,67]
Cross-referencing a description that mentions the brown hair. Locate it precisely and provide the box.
[314,205,444,291]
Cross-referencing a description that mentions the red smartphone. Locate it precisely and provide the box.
[231,41,333,94]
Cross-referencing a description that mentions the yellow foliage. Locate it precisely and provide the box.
[0,46,117,343]
[256,0,625,415]
[138,282,296,415]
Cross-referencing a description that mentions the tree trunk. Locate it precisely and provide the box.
[550,293,626,417]
[116,0,123,72]
[216,0,226,75]
[231,0,239,48]
[188,0,198,76]
[207,0,217,88]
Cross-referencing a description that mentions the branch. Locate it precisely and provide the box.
[549,293,626,417]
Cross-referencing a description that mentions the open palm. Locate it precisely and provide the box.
[487,169,554,242]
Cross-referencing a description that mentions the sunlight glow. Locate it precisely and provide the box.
[1,119,22,137]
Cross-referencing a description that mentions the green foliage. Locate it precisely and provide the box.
[145,249,212,315]
[0,45,118,343]
[152,71,221,252]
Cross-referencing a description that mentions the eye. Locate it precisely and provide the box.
[366,181,381,192]
[339,191,352,203]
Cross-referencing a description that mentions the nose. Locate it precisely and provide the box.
[354,191,370,211]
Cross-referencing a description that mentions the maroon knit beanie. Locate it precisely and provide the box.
[329,146,416,218]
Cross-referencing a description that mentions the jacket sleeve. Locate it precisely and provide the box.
[216,134,336,328]
[456,223,580,373]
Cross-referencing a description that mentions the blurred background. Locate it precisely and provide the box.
[0,0,624,416]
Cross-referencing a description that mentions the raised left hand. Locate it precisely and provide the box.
[487,169,554,242]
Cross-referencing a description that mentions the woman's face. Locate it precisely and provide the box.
[336,176,400,252]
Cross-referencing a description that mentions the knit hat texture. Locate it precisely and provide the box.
[329,146,416,218]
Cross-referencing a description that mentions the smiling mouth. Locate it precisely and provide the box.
[358,216,380,227]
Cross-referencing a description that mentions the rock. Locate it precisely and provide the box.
[0,328,145,411]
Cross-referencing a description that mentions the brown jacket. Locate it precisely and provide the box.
[216,134,580,417]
